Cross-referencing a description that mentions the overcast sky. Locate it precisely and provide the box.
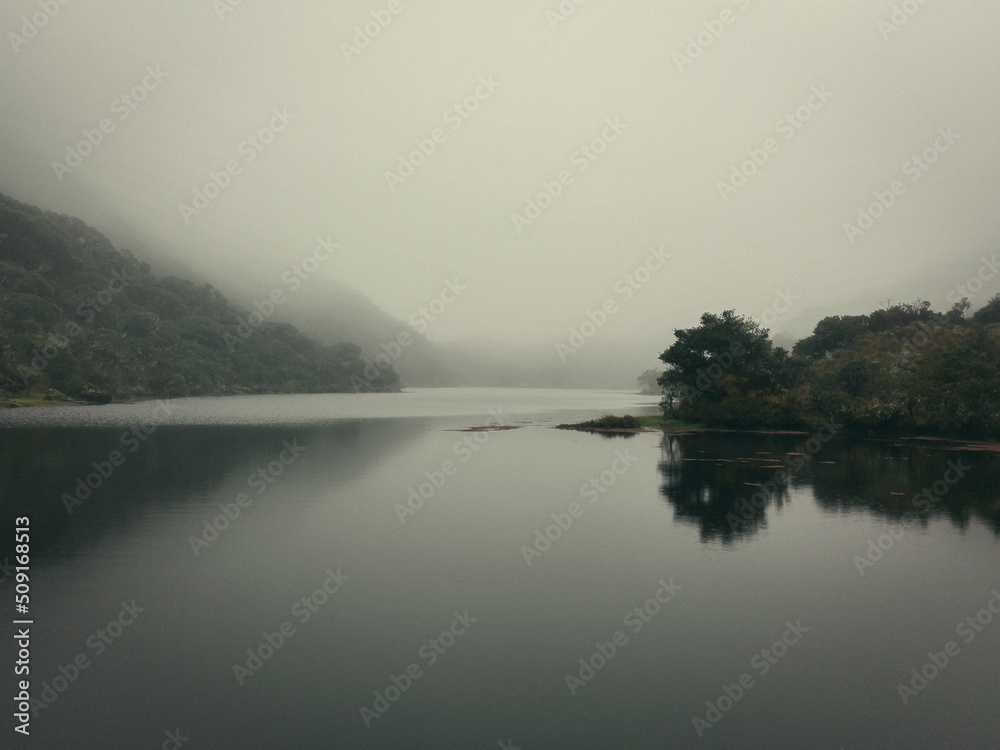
[2,0,999,349]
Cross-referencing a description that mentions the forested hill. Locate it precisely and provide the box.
[658,300,1000,440]
[0,192,400,403]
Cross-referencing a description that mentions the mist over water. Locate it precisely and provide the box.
[3,2,1000,747]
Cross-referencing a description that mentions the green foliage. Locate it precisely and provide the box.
[660,303,1000,439]
[792,314,869,358]
[658,310,773,394]
[584,414,641,429]
[973,293,1000,325]
[657,310,803,427]
[0,192,401,402]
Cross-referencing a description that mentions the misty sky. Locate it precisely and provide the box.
[2,0,999,350]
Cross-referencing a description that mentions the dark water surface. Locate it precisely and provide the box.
[1,389,999,749]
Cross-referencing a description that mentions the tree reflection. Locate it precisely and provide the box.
[658,432,792,544]
[806,440,1000,534]
[658,430,1000,543]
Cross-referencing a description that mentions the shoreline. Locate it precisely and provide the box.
[0,387,405,409]
[558,414,1000,450]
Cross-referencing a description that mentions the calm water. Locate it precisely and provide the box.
[1,388,999,749]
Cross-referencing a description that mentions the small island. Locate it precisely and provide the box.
[556,413,698,435]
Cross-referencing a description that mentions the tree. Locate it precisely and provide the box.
[946,297,971,322]
[658,373,686,417]
[657,310,772,400]
[637,369,661,395]
[973,293,1000,325]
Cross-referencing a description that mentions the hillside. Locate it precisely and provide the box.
[265,277,452,386]
[0,193,400,403]
[659,300,1000,440]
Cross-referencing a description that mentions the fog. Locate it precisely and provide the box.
[2,0,999,387]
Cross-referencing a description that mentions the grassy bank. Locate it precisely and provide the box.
[558,413,701,434]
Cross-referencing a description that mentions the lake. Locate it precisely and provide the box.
[2,388,999,749]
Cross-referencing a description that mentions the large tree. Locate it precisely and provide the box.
[657,310,773,400]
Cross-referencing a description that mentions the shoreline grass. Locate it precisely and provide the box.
[557,413,702,434]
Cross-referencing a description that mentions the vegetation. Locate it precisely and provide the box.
[636,369,662,395]
[569,414,643,430]
[640,415,701,431]
[558,413,699,435]
[0,192,400,403]
[656,301,1000,440]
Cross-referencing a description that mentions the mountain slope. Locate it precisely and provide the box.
[0,192,400,402]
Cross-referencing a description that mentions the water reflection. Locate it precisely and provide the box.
[659,431,1000,543]
[658,432,792,543]
[0,420,426,565]
[807,439,1000,533]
